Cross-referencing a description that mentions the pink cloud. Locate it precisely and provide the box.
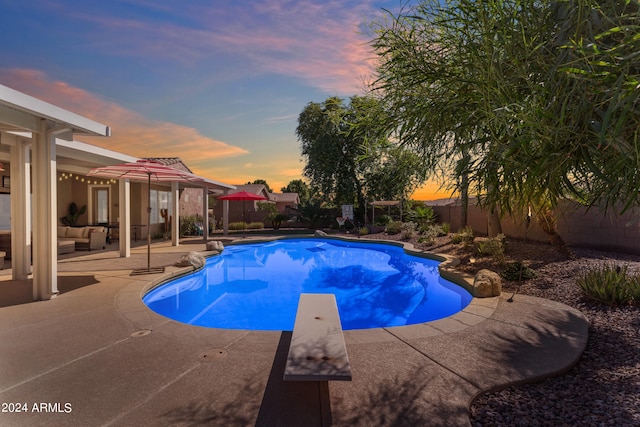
[0,68,248,164]
[53,1,379,94]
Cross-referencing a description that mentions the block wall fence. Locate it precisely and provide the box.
[430,200,640,255]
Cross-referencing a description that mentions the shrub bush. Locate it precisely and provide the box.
[418,225,442,245]
[477,234,506,264]
[451,226,474,245]
[501,261,537,281]
[272,213,289,230]
[229,222,247,230]
[180,215,203,236]
[441,222,451,234]
[359,226,369,236]
[247,222,264,230]
[375,215,392,226]
[401,221,417,240]
[385,221,403,235]
[576,264,640,305]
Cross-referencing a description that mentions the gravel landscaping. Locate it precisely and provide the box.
[365,231,640,426]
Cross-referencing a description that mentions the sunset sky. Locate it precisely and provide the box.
[0,0,449,200]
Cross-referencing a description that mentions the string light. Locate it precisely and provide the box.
[56,173,116,186]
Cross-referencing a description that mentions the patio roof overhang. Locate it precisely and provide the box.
[0,84,112,301]
[0,84,110,137]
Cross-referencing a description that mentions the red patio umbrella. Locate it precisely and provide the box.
[218,190,267,237]
[88,159,204,274]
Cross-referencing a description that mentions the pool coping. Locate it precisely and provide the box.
[130,235,498,343]
[2,236,590,426]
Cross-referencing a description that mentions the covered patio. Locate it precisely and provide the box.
[0,84,234,302]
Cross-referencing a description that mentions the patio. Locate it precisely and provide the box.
[0,237,589,426]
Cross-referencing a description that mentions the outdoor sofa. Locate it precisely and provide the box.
[57,226,107,251]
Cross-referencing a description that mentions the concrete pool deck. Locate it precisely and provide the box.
[0,237,589,426]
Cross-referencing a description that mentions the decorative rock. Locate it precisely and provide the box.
[206,240,224,251]
[473,269,502,297]
[175,251,206,269]
[314,230,328,237]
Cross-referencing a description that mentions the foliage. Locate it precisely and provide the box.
[441,222,451,234]
[180,215,202,236]
[369,0,640,223]
[257,201,278,226]
[281,179,311,205]
[228,222,264,230]
[246,179,273,193]
[374,214,392,226]
[477,234,507,265]
[298,197,335,228]
[451,226,474,245]
[272,214,289,230]
[418,224,446,245]
[385,221,403,235]
[576,264,640,305]
[228,222,247,230]
[501,261,537,281]
[296,96,367,210]
[296,95,428,213]
[404,200,436,227]
[359,226,369,236]
[400,221,417,240]
[60,202,86,226]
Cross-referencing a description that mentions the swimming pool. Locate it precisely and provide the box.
[143,238,473,331]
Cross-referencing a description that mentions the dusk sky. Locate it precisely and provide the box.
[1,0,447,200]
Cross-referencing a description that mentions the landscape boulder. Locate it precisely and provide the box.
[175,251,206,269]
[473,269,502,297]
[314,230,328,237]
[206,240,224,252]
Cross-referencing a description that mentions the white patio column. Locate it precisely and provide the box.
[171,181,179,246]
[202,186,209,242]
[119,178,131,257]
[31,121,62,300]
[223,199,229,235]
[9,136,31,280]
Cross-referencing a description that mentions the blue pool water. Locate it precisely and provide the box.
[143,238,472,331]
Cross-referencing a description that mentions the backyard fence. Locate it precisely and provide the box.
[430,199,640,255]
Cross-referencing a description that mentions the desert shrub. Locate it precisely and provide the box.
[359,226,369,236]
[441,222,451,234]
[246,222,264,230]
[451,226,474,245]
[401,221,417,240]
[418,224,447,245]
[501,261,537,281]
[576,264,640,305]
[229,222,247,230]
[477,234,506,264]
[375,215,392,226]
[385,221,403,235]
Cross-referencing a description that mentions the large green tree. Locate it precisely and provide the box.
[281,179,311,205]
[296,95,427,214]
[370,0,640,242]
[245,179,273,193]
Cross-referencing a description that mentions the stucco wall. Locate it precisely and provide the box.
[431,200,640,254]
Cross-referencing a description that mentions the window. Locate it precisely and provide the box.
[150,190,172,224]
